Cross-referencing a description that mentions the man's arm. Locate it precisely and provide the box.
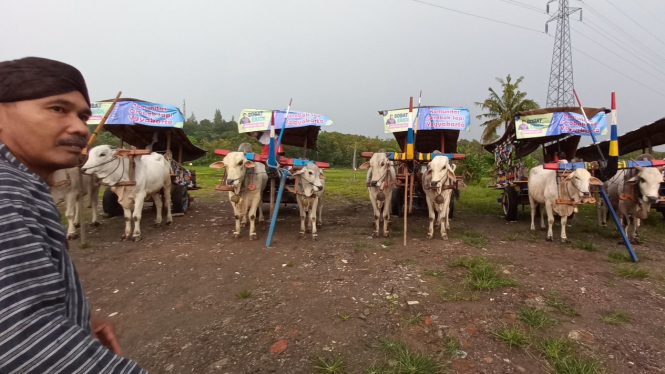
[0,199,147,374]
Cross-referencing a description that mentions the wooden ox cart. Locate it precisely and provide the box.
[361,96,470,245]
[88,98,205,217]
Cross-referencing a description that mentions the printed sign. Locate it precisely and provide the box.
[515,111,607,139]
[382,107,471,133]
[237,109,333,133]
[88,101,185,128]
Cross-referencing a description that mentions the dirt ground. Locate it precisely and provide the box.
[67,195,665,374]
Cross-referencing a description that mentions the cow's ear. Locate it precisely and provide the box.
[209,161,225,168]
[244,160,255,168]
[589,177,603,185]
[447,169,456,180]
[319,172,326,180]
[359,161,371,169]
[450,163,457,172]
[291,168,305,176]
[627,176,637,183]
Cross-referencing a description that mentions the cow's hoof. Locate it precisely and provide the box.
[133,236,142,242]
[546,236,553,242]
[67,233,78,240]
[300,231,306,237]
[317,222,322,227]
[74,223,81,229]
[233,233,240,239]
[121,235,128,241]
[441,235,448,240]
[562,239,570,244]
[427,234,433,240]
[91,221,102,227]
[632,238,641,245]
[384,232,391,238]
[372,231,379,238]
[166,220,173,226]
[240,223,246,229]
[249,234,257,241]
[154,222,162,228]
[313,235,318,241]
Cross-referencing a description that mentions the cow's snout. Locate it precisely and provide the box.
[647,195,658,204]
[430,182,438,188]
[315,185,323,191]
[226,179,236,186]
[580,191,590,197]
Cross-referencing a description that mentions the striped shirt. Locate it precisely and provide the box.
[0,142,146,374]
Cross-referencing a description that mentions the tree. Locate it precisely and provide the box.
[475,75,540,144]
[186,113,198,125]
[213,109,223,125]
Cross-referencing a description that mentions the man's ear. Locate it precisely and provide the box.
[210,161,225,168]
[359,161,371,169]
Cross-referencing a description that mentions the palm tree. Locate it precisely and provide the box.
[475,75,540,144]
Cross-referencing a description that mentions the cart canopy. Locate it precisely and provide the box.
[576,117,665,160]
[237,109,333,150]
[89,98,206,162]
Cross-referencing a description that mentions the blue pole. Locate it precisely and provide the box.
[598,185,638,262]
[266,170,289,247]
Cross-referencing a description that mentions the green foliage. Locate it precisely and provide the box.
[393,348,439,374]
[540,338,575,360]
[424,269,442,277]
[475,74,540,143]
[572,240,597,252]
[545,291,579,316]
[403,313,423,325]
[553,357,600,374]
[608,250,632,263]
[518,308,556,328]
[540,337,600,374]
[616,265,650,279]
[235,289,252,299]
[314,356,345,374]
[598,310,629,325]
[379,339,408,355]
[492,324,529,347]
[452,256,517,290]
[442,335,463,354]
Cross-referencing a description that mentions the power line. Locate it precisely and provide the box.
[494,0,546,13]
[571,25,665,84]
[580,20,665,77]
[581,1,665,64]
[413,0,545,33]
[603,0,665,48]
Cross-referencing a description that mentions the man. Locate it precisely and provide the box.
[386,114,396,125]
[239,112,251,124]
[0,57,147,373]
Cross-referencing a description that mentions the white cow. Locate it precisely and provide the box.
[422,155,457,240]
[359,150,395,238]
[598,165,662,244]
[210,147,268,240]
[82,145,173,241]
[49,168,101,240]
[291,163,325,241]
[528,166,602,242]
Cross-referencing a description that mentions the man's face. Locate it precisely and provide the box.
[0,91,91,175]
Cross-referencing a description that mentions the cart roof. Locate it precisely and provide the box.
[237,109,333,150]
[89,98,206,162]
[575,116,665,160]
[483,107,609,159]
[379,106,470,133]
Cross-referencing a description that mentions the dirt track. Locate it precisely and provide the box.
[67,196,665,374]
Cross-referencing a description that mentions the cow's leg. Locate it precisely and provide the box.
[383,188,392,237]
[297,196,307,236]
[232,201,242,239]
[444,191,452,231]
[163,184,173,225]
[258,196,264,223]
[73,194,81,229]
[311,198,319,241]
[90,182,100,227]
[65,192,78,240]
[122,207,133,241]
[629,216,640,244]
[153,192,164,227]
[529,194,537,231]
[369,191,381,237]
[540,205,546,230]
[560,214,569,243]
[438,204,448,240]
[545,204,555,242]
[426,195,435,240]
[597,201,606,227]
[248,194,261,240]
[317,193,323,227]
[131,192,147,241]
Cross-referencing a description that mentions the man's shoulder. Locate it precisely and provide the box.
[0,160,41,197]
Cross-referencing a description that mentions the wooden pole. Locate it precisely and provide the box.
[119,129,124,148]
[270,178,276,220]
[128,156,135,182]
[166,131,172,153]
[403,169,409,247]
[76,169,86,246]
[440,132,445,153]
[86,91,122,151]
[408,171,415,213]
[178,144,183,164]
[303,136,308,159]
[648,139,653,155]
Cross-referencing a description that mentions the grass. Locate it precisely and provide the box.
[403,313,423,325]
[608,250,633,263]
[286,263,294,268]
[442,335,462,354]
[604,281,616,287]
[379,339,408,355]
[518,308,556,329]
[405,259,416,264]
[314,356,345,374]
[437,289,480,301]
[552,357,600,374]
[502,233,519,241]
[452,256,517,290]
[545,291,579,316]
[571,239,597,252]
[382,240,394,246]
[363,365,386,374]
[451,230,487,249]
[528,232,538,243]
[333,312,354,321]
[356,242,369,249]
[540,338,575,360]
[616,265,650,279]
[492,324,529,348]
[393,349,439,374]
[424,269,442,277]
[598,310,629,325]
[235,289,252,299]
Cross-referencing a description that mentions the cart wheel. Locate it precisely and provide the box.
[171,184,189,214]
[448,197,455,219]
[502,187,519,221]
[103,187,124,217]
[391,186,404,217]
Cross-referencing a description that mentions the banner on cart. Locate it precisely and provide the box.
[238,109,333,133]
[515,111,607,139]
[382,107,471,133]
[89,101,184,128]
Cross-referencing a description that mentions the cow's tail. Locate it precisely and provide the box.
[453,188,460,201]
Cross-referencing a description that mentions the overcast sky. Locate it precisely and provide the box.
[2,0,664,148]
